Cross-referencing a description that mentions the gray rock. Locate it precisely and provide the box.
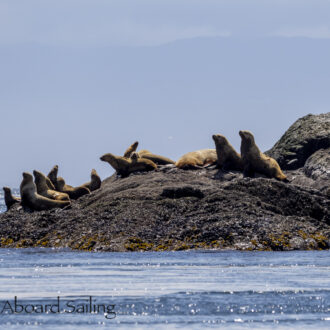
[266,113,330,170]
[289,237,306,250]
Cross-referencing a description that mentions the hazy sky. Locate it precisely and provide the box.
[1,0,330,187]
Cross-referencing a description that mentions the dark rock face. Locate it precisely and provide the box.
[0,113,329,252]
[266,113,330,170]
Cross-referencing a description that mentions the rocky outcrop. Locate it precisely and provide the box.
[0,113,329,252]
[266,113,330,170]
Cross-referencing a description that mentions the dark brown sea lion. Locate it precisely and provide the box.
[47,165,60,190]
[212,134,244,171]
[20,172,70,211]
[33,170,70,201]
[123,141,139,158]
[175,149,217,170]
[56,177,91,200]
[3,187,21,211]
[239,130,288,181]
[100,152,157,177]
[82,169,101,192]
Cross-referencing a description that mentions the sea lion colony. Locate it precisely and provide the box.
[3,131,287,212]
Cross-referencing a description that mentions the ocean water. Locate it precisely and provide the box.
[0,249,329,329]
[0,190,6,213]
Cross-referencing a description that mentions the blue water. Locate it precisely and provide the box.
[0,249,329,329]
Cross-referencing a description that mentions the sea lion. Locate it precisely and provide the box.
[56,177,91,200]
[20,172,70,211]
[239,130,288,181]
[48,165,91,199]
[123,141,139,158]
[175,149,217,170]
[33,170,70,201]
[136,150,175,165]
[47,165,60,190]
[212,134,244,171]
[82,169,101,192]
[100,152,157,177]
[3,187,21,211]
[123,141,175,165]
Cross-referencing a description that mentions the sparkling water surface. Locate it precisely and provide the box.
[0,248,329,329]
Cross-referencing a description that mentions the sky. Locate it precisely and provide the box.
[0,0,330,187]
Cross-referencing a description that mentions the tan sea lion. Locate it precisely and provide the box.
[20,172,70,211]
[212,134,244,171]
[3,187,21,211]
[123,141,175,165]
[123,141,139,158]
[56,177,91,200]
[137,150,175,165]
[48,165,91,199]
[239,130,288,181]
[175,149,217,170]
[82,169,101,192]
[100,152,157,177]
[33,170,70,201]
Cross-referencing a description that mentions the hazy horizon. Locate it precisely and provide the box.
[1,1,329,187]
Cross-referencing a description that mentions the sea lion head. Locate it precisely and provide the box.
[3,187,10,193]
[91,169,98,178]
[22,172,33,181]
[57,177,66,190]
[212,134,229,146]
[239,130,255,144]
[100,153,119,168]
[21,172,36,194]
[131,141,139,149]
[33,170,43,181]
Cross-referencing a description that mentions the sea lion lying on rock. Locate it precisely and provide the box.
[3,187,21,211]
[137,150,175,165]
[33,170,70,201]
[175,149,217,170]
[56,177,91,200]
[82,169,101,192]
[239,130,288,182]
[212,134,244,171]
[100,152,157,177]
[48,165,91,199]
[20,172,70,211]
[124,141,175,165]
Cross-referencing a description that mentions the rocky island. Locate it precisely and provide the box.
[0,113,329,251]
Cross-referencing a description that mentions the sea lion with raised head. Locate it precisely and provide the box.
[175,149,217,170]
[20,172,70,211]
[82,169,101,192]
[212,134,244,171]
[3,187,21,211]
[100,152,157,177]
[239,130,288,181]
[56,177,91,200]
[48,165,91,199]
[47,165,60,190]
[124,141,175,165]
[123,141,139,158]
[33,170,70,201]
